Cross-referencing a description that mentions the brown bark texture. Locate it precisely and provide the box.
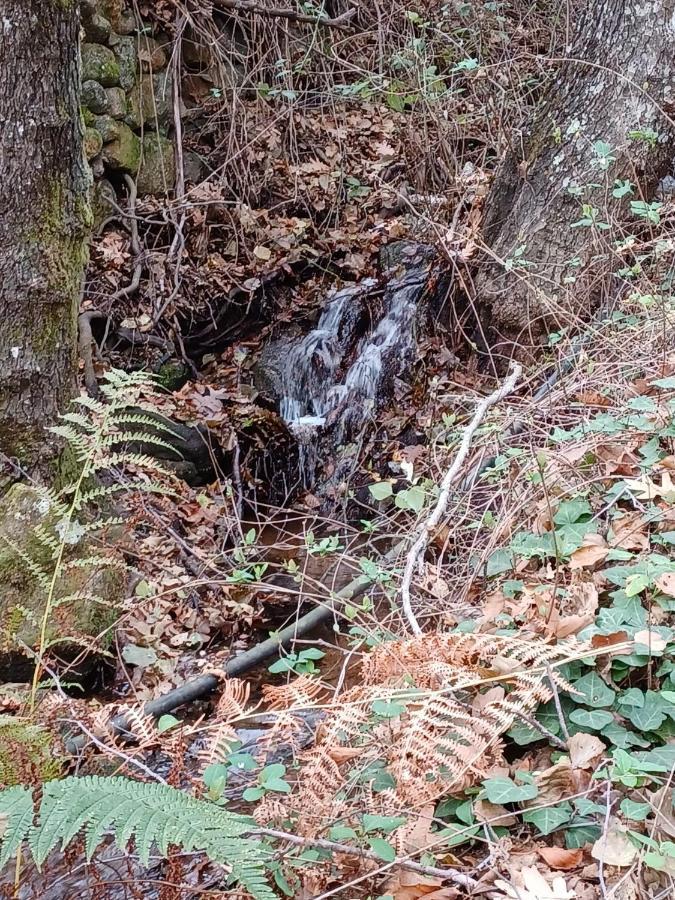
[0,1,91,469]
[476,0,675,354]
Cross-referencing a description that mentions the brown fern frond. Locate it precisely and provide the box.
[214,678,252,721]
[197,722,239,770]
[291,633,588,834]
[253,797,289,827]
[262,675,328,710]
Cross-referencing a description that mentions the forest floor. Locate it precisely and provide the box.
[5,1,675,898]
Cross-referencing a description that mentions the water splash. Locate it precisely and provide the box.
[260,243,435,485]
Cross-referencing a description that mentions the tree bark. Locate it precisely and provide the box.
[0,1,91,471]
[475,0,675,358]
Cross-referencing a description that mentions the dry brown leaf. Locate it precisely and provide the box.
[654,572,675,598]
[591,631,629,651]
[495,866,575,900]
[382,868,457,900]
[569,732,606,770]
[633,629,667,652]
[569,534,609,570]
[591,819,638,867]
[536,847,583,870]
[610,512,649,551]
[474,799,517,826]
[555,614,595,638]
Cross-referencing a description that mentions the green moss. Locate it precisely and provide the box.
[0,718,64,786]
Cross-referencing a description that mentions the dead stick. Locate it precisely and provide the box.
[212,0,356,30]
[400,364,522,634]
[253,827,481,890]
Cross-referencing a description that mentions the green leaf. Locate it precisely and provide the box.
[157,714,181,733]
[565,824,601,848]
[242,786,265,802]
[486,549,513,577]
[121,644,158,668]
[624,701,667,731]
[568,708,614,730]
[620,799,651,821]
[202,764,228,790]
[368,837,396,862]
[371,699,406,718]
[369,481,393,501]
[263,778,291,794]
[329,826,358,841]
[481,777,538,804]
[394,485,425,512]
[652,376,675,389]
[522,803,572,835]
[554,499,591,525]
[268,658,294,673]
[298,648,325,661]
[260,764,286,781]
[362,814,407,834]
[570,672,616,708]
[618,688,645,708]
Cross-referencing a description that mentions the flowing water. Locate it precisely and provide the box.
[261,242,436,486]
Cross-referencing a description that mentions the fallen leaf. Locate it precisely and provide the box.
[495,866,575,900]
[610,512,649,551]
[654,572,675,598]
[253,244,272,260]
[633,629,667,652]
[569,534,608,569]
[536,847,583,870]
[568,732,606,770]
[474,799,517,826]
[591,819,638,866]
[591,631,629,651]
[555,613,596,638]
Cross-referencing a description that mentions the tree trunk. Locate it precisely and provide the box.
[0,2,91,471]
[475,0,675,358]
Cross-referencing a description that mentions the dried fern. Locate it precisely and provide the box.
[291,632,585,834]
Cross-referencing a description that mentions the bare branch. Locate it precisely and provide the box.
[400,365,522,634]
[212,0,356,30]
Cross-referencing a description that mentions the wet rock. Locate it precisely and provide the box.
[84,126,103,161]
[0,484,123,670]
[184,150,207,183]
[105,86,127,119]
[81,79,109,115]
[81,43,120,87]
[126,71,172,130]
[113,35,138,91]
[138,36,168,72]
[93,114,120,143]
[137,132,175,194]
[102,122,141,174]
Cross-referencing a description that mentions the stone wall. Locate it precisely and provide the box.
[81,0,176,199]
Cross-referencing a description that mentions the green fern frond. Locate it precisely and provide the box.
[72,484,128,509]
[0,776,277,899]
[107,432,186,457]
[58,412,98,433]
[0,786,34,869]
[70,395,108,416]
[32,524,62,555]
[88,453,176,478]
[0,536,51,591]
[110,412,181,435]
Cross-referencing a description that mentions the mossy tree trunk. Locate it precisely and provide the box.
[0,1,91,472]
[475,0,675,360]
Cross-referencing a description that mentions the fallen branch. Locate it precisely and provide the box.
[212,0,356,30]
[253,827,483,891]
[400,364,522,635]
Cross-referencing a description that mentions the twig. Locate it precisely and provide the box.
[400,364,522,634]
[211,0,356,30]
[78,310,106,398]
[514,709,567,751]
[253,828,481,890]
[547,664,570,742]
[109,174,144,302]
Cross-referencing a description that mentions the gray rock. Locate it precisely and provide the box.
[105,86,127,119]
[0,484,123,667]
[93,114,120,143]
[84,126,104,160]
[81,43,120,87]
[113,36,138,91]
[102,122,141,174]
[91,178,117,230]
[137,132,175,195]
[83,12,112,43]
[138,36,168,72]
[126,71,172,130]
[81,79,109,115]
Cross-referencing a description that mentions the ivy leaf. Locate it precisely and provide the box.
[368,838,396,862]
[620,799,651,820]
[394,485,425,512]
[481,777,538,804]
[362,814,407,834]
[156,714,181,733]
[372,699,406,718]
[568,708,614,730]
[329,826,358,841]
[523,803,573,835]
[571,672,616,708]
[369,481,393,501]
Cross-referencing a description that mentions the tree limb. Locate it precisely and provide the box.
[400,364,522,635]
[212,0,356,30]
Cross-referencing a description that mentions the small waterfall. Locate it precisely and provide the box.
[258,242,436,486]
